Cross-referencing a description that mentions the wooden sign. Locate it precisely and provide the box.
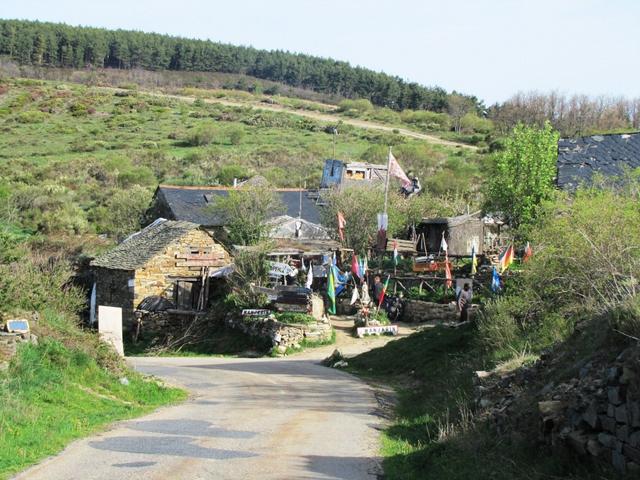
[175,250,225,267]
[356,325,398,338]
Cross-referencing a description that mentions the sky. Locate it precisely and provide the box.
[1,0,639,104]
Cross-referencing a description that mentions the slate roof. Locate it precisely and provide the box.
[557,133,640,190]
[91,220,201,270]
[152,185,322,226]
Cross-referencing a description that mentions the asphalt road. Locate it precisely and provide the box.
[15,355,384,480]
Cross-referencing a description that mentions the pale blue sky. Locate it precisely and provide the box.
[2,0,639,104]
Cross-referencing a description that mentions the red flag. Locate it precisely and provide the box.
[378,274,390,308]
[337,211,346,241]
[444,254,453,289]
[523,242,533,262]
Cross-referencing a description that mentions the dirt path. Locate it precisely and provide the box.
[100,86,477,150]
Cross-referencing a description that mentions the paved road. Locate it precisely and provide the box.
[15,355,384,480]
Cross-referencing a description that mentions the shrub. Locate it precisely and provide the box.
[338,98,374,115]
[228,126,245,145]
[15,110,47,124]
[186,125,217,146]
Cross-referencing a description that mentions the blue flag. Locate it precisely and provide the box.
[491,267,502,292]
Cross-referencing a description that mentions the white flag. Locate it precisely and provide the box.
[350,287,360,305]
[388,151,411,188]
[305,263,314,289]
[441,232,448,253]
[361,284,371,305]
[300,256,307,272]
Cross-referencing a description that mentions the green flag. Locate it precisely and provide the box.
[327,265,336,314]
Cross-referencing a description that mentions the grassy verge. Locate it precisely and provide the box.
[0,339,186,479]
[347,325,608,480]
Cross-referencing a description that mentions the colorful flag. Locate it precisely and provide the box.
[351,254,361,279]
[471,244,478,275]
[377,274,390,308]
[327,266,336,314]
[499,245,514,273]
[337,211,346,242]
[444,256,453,289]
[491,267,502,292]
[350,286,360,305]
[393,240,399,266]
[388,151,411,188]
[305,262,313,289]
[523,242,533,262]
[440,232,448,254]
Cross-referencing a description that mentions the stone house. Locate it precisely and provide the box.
[90,220,231,329]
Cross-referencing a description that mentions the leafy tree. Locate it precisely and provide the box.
[98,186,152,239]
[209,187,284,245]
[485,122,559,227]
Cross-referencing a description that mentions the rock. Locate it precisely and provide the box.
[587,438,604,457]
[598,432,616,449]
[628,462,640,473]
[276,345,287,354]
[608,386,624,406]
[617,348,635,363]
[583,402,600,429]
[616,405,629,423]
[607,367,622,385]
[567,431,588,455]
[538,401,564,417]
[613,451,627,473]
[629,431,640,448]
[479,398,492,408]
[629,401,640,428]
[624,445,640,465]
[119,377,129,386]
[620,366,637,385]
[600,415,617,433]
[616,424,629,442]
[608,404,615,417]
[539,382,555,396]
[332,360,348,368]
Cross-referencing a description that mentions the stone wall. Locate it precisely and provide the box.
[537,346,640,474]
[136,310,203,339]
[403,299,478,323]
[133,229,230,306]
[225,314,333,352]
[0,332,37,367]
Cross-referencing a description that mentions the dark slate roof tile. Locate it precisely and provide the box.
[91,220,200,270]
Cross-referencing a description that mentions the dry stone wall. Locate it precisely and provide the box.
[403,299,478,323]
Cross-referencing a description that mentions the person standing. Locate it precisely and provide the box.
[456,283,473,322]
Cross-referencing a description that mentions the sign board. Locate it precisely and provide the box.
[241,309,272,317]
[6,319,29,334]
[98,306,124,357]
[356,325,398,338]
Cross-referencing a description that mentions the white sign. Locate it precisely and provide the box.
[242,309,272,317]
[98,306,124,357]
[356,325,398,338]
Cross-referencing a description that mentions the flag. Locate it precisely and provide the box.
[388,151,411,188]
[337,211,346,242]
[491,267,502,292]
[351,254,361,279]
[300,256,306,272]
[440,232,448,253]
[377,274,390,308]
[305,262,313,289]
[361,283,371,305]
[358,257,365,279]
[471,244,478,275]
[377,212,388,250]
[444,256,453,289]
[393,240,399,266]
[523,242,533,262]
[350,286,360,305]
[362,256,368,276]
[327,266,336,314]
[499,245,514,273]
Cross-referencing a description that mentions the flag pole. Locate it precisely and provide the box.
[383,146,391,216]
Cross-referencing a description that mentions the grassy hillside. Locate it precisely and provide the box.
[0,77,486,242]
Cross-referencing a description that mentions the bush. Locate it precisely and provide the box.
[186,125,217,146]
[338,98,374,116]
[275,312,316,325]
[228,126,245,145]
[15,110,47,124]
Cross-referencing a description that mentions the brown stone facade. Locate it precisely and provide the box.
[94,229,231,330]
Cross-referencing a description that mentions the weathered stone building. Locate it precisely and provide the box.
[416,213,484,256]
[90,220,231,329]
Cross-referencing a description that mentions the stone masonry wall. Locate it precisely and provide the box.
[403,299,478,323]
[133,229,231,306]
[0,332,37,367]
[225,314,333,351]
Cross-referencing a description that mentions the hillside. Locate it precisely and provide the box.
[0,18,483,112]
[0,77,486,243]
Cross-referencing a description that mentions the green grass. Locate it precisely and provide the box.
[0,339,186,479]
[347,325,611,480]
